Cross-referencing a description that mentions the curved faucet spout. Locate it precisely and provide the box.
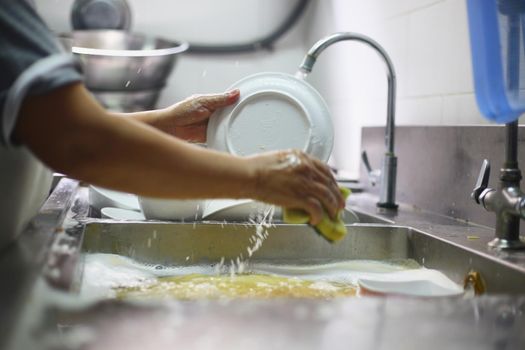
[300,32,398,209]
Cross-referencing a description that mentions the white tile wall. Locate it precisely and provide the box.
[305,0,506,178]
[379,0,445,19]
[406,0,473,96]
[397,96,444,125]
[442,93,489,125]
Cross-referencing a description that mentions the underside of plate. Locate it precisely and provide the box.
[226,91,312,156]
[207,72,333,162]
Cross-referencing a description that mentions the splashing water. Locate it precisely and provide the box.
[116,273,357,300]
[294,69,309,81]
[193,204,201,229]
[214,205,276,276]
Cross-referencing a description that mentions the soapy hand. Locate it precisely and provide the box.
[154,89,240,142]
[247,149,345,225]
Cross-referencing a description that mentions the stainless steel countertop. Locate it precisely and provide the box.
[1,178,525,350]
[20,296,525,350]
[348,192,525,273]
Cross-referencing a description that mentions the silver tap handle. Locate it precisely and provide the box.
[361,151,373,173]
[471,159,491,204]
[361,150,380,186]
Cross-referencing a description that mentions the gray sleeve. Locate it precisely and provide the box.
[0,0,83,147]
[2,55,83,147]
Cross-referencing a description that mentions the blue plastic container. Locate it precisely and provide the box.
[467,0,525,123]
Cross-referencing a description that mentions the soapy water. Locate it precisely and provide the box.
[281,152,301,168]
[79,252,429,300]
[115,273,357,300]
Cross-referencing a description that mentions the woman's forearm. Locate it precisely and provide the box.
[72,115,256,199]
[112,108,166,125]
[15,84,256,199]
[113,90,240,139]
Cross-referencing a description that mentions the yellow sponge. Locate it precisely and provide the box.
[283,187,351,243]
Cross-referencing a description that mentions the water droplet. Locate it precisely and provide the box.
[294,70,309,80]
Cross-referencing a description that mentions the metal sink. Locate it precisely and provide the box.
[351,209,394,224]
[79,221,525,294]
[6,179,525,350]
[27,180,525,298]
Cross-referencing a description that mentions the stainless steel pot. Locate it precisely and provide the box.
[60,30,189,91]
[92,89,161,112]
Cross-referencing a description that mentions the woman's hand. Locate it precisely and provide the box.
[246,150,345,225]
[152,90,240,142]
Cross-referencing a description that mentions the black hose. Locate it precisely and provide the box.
[187,0,311,54]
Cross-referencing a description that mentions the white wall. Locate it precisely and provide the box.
[304,0,513,178]
[35,0,498,179]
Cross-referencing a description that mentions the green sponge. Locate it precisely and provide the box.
[283,187,351,243]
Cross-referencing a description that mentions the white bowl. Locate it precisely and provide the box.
[138,196,204,221]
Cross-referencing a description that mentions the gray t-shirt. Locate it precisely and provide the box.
[0,0,83,250]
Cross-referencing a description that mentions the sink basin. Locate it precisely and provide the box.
[77,222,525,294]
[8,180,525,350]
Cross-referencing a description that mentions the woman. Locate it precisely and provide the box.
[0,0,344,250]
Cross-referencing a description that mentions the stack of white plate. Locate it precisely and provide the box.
[90,186,282,222]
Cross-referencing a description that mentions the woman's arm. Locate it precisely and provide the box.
[116,90,240,143]
[14,83,343,223]
[14,83,253,198]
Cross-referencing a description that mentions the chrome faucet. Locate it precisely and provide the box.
[472,121,525,250]
[299,32,398,209]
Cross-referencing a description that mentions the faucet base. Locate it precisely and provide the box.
[377,202,398,210]
[488,237,525,250]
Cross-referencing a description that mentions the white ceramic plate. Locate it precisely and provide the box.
[89,186,141,211]
[207,72,334,162]
[357,269,464,297]
[101,207,145,220]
